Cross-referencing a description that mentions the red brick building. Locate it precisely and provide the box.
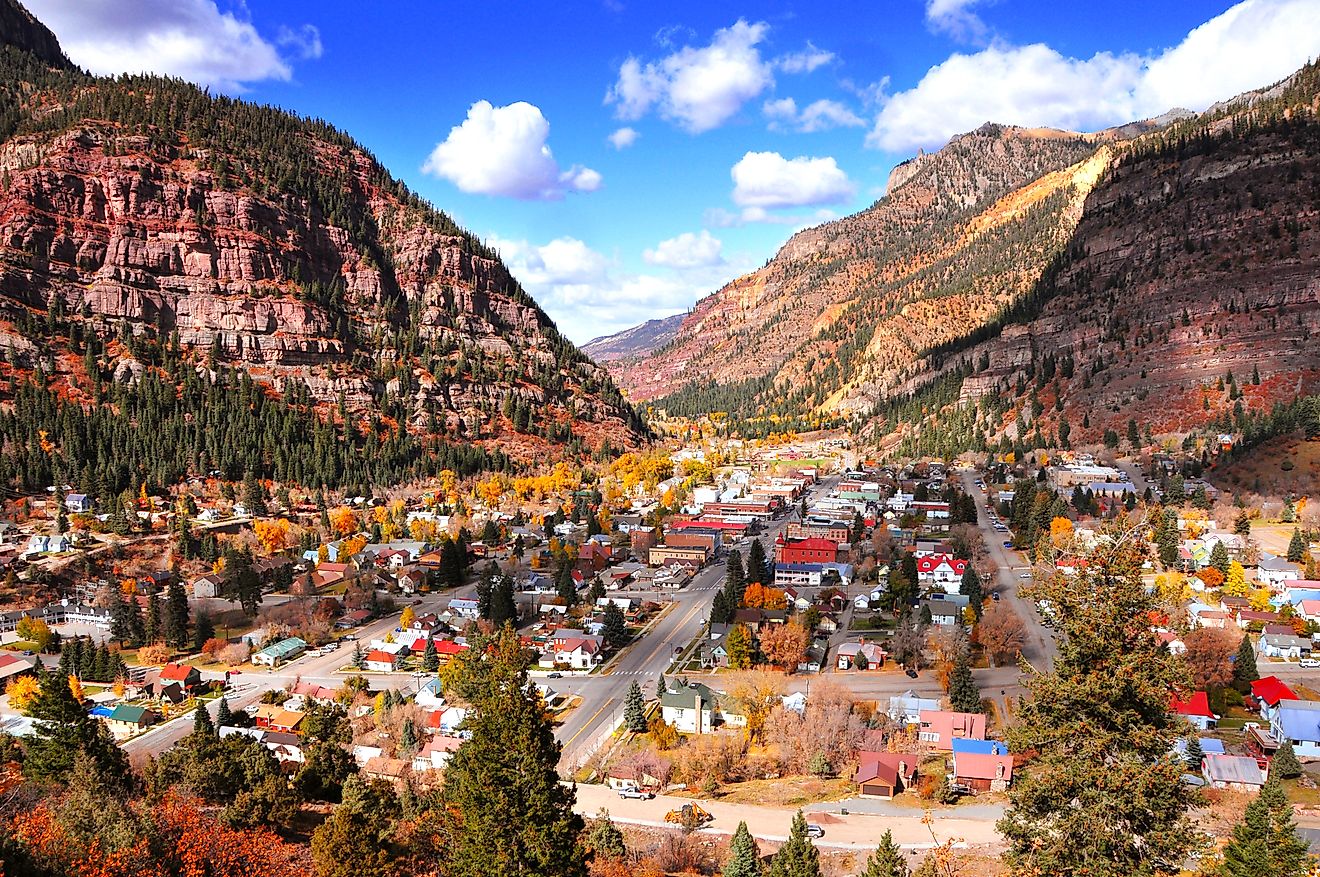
[776,536,839,564]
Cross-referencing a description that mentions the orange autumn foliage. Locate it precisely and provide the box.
[741,582,787,610]
[12,792,300,877]
[328,507,358,538]
[252,519,290,554]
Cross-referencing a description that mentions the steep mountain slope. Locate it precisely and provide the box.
[0,2,644,493]
[615,64,1320,452]
[582,313,685,363]
[614,125,1105,417]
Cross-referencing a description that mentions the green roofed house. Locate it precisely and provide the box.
[659,679,746,734]
[104,704,157,739]
[252,637,308,668]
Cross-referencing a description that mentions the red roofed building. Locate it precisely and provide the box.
[776,536,840,565]
[853,751,919,798]
[1250,676,1298,717]
[157,662,201,690]
[1172,691,1218,730]
[364,650,400,672]
[916,554,969,594]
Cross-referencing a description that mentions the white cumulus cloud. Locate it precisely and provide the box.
[24,0,315,92]
[925,0,991,43]
[643,230,724,268]
[423,101,601,200]
[776,42,835,74]
[488,234,747,343]
[764,97,865,132]
[872,0,1320,154]
[731,151,856,210]
[607,127,640,149]
[605,19,775,133]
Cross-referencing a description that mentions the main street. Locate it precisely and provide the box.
[553,474,840,768]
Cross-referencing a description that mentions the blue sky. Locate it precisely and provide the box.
[23,0,1320,342]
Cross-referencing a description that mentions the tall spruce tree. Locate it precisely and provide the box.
[24,666,129,785]
[746,540,769,589]
[422,637,440,673]
[1272,741,1302,780]
[193,613,215,651]
[439,626,587,877]
[1234,634,1260,689]
[948,650,982,714]
[602,602,628,647]
[861,830,909,877]
[623,681,647,733]
[1184,736,1204,772]
[768,811,820,877]
[724,821,763,877]
[216,695,234,728]
[193,701,215,736]
[165,580,190,648]
[959,566,983,617]
[1288,528,1306,563]
[1210,541,1231,575]
[999,522,1199,876]
[1220,776,1309,877]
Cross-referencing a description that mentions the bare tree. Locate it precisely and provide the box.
[977,601,1027,667]
[1182,626,1240,690]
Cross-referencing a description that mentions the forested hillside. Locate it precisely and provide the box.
[0,3,645,494]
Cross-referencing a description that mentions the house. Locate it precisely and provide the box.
[415,677,446,709]
[1270,700,1320,757]
[413,735,463,772]
[1192,608,1230,629]
[659,680,731,734]
[1257,554,1301,589]
[252,705,305,733]
[1250,676,1298,719]
[0,653,37,683]
[23,534,71,556]
[448,598,481,620]
[1260,633,1312,659]
[607,761,667,792]
[65,493,92,513]
[192,573,226,599]
[550,637,603,670]
[156,663,202,691]
[103,704,157,739]
[362,756,411,786]
[888,690,940,725]
[364,649,400,672]
[916,554,968,594]
[252,637,308,667]
[336,608,373,629]
[1171,691,1218,730]
[776,536,840,565]
[854,751,919,798]
[836,641,887,670]
[1202,754,1267,791]
[951,740,1013,792]
[924,598,964,626]
[917,710,987,750]
[264,731,305,764]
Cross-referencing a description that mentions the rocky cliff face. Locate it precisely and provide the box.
[612,62,1320,451]
[582,313,685,365]
[0,5,645,466]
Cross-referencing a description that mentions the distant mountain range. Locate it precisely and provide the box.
[602,63,1320,454]
[0,0,646,491]
[582,314,686,364]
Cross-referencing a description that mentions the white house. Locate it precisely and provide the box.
[1257,554,1301,589]
[887,689,940,725]
[916,554,968,594]
[1260,633,1312,660]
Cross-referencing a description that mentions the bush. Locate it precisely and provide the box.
[201,637,229,661]
[138,643,171,665]
[218,643,251,665]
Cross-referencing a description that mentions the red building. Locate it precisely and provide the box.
[776,536,839,564]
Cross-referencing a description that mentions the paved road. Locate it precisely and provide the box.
[960,471,1056,669]
[573,783,1002,850]
[555,476,839,768]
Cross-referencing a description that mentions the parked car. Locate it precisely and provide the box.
[1019,572,1033,579]
[805,824,825,838]
[548,672,563,678]
[991,592,1001,601]
[1301,658,1320,668]
[905,668,918,679]
[618,788,654,800]
[1002,541,1013,548]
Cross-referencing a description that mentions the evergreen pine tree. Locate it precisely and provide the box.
[861,830,909,877]
[586,808,627,861]
[1283,498,1297,523]
[1211,541,1232,575]
[556,562,579,608]
[193,701,215,736]
[193,613,215,651]
[399,717,417,755]
[711,588,732,625]
[602,602,628,647]
[1233,635,1260,689]
[623,681,647,733]
[1288,528,1306,563]
[144,587,161,643]
[767,811,820,877]
[746,540,768,589]
[107,583,132,645]
[166,580,190,648]
[726,549,746,595]
[1235,510,1252,538]
[1220,776,1309,877]
[423,637,440,673]
[439,627,588,877]
[948,651,982,714]
[24,666,129,784]
[723,821,763,877]
[352,641,365,670]
[216,695,234,728]
[1184,736,1204,772]
[959,566,983,617]
[1272,741,1302,780]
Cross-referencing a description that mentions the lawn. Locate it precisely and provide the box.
[704,776,855,807]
